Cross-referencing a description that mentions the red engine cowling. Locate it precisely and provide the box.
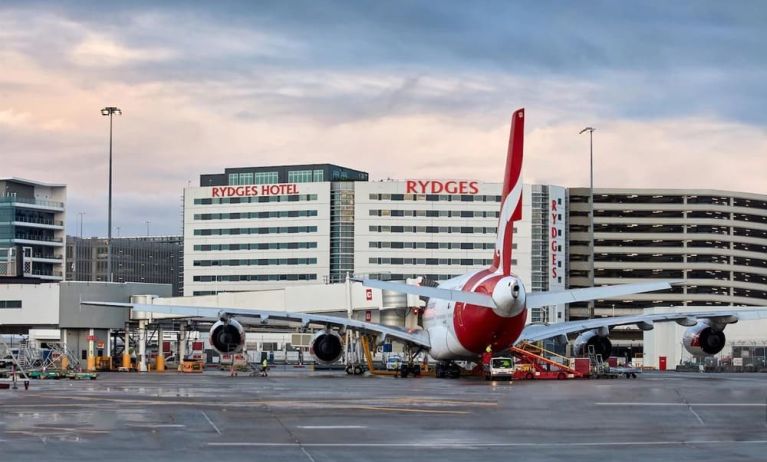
[683,321,726,356]
[310,330,343,365]
[209,319,245,354]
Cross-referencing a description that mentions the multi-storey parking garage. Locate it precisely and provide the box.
[568,188,767,321]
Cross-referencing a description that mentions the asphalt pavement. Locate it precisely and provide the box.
[1,368,766,461]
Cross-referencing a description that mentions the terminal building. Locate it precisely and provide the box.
[0,178,66,281]
[66,236,184,296]
[568,188,767,318]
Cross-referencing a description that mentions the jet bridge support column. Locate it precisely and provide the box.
[155,326,166,372]
[122,322,131,370]
[86,328,96,372]
[138,320,148,372]
[177,323,187,371]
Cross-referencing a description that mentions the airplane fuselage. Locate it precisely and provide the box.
[422,268,528,361]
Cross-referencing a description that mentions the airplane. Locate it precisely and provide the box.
[87,108,767,378]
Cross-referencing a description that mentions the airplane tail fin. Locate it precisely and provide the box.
[492,108,524,275]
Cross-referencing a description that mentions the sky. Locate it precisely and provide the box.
[1,1,765,237]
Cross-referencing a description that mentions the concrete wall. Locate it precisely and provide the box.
[156,280,389,314]
[59,281,172,329]
[0,283,59,328]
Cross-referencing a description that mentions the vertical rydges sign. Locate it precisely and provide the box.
[548,186,566,286]
[548,185,567,321]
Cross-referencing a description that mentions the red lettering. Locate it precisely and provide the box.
[551,241,558,252]
[226,187,236,196]
[404,180,480,194]
[212,187,221,197]
[234,186,244,196]
[551,226,558,239]
[551,199,558,212]
[270,185,280,195]
[552,267,558,278]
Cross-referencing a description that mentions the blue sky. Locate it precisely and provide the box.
[1,1,765,236]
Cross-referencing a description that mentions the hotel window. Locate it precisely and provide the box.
[228,173,239,185]
[255,171,278,184]
[239,172,254,185]
[288,170,313,183]
[313,169,324,182]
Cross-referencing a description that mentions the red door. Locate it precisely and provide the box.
[659,356,667,371]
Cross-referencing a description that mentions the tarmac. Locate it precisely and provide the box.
[1,368,766,462]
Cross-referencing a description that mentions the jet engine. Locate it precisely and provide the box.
[310,330,344,364]
[573,329,612,358]
[209,319,245,354]
[491,276,526,318]
[682,321,726,356]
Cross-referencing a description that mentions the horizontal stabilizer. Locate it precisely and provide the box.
[358,278,496,308]
[526,281,680,309]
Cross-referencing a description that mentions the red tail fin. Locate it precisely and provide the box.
[492,108,524,275]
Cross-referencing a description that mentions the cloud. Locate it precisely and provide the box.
[71,34,175,67]
[0,2,764,237]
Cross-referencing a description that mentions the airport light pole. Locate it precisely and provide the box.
[145,220,151,236]
[579,126,596,318]
[78,212,86,239]
[101,106,122,282]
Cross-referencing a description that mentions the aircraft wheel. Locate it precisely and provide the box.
[353,365,363,375]
[345,365,353,375]
[525,372,534,380]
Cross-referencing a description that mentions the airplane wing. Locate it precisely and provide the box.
[357,278,679,310]
[524,281,681,309]
[83,302,431,349]
[517,308,767,343]
[358,278,496,308]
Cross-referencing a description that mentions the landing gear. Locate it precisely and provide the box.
[435,362,461,379]
[345,364,366,375]
[398,364,421,378]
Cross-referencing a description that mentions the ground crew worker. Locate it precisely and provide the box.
[260,357,269,377]
[482,345,493,368]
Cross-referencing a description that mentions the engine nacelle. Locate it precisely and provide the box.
[683,321,726,356]
[209,319,245,354]
[491,276,526,318]
[573,329,612,358]
[310,330,343,365]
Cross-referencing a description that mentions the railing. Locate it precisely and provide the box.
[14,234,63,243]
[13,216,64,226]
[0,195,64,208]
[30,270,63,277]
[30,254,62,260]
